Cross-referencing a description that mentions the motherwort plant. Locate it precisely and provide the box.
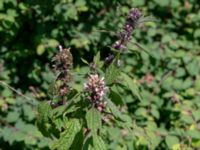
[37,8,153,150]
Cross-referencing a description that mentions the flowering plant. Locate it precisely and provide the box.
[37,8,154,149]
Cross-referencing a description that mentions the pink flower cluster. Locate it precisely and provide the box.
[84,74,107,111]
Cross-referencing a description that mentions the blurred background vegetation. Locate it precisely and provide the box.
[0,0,200,149]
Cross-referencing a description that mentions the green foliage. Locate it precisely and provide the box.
[0,0,200,149]
[52,119,81,150]
[86,108,101,133]
[105,62,121,85]
[0,88,49,149]
[37,101,52,136]
[121,72,142,101]
[86,108,106,150]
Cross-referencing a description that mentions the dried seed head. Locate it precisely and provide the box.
[51,46,74,106]
[52,46,73,71]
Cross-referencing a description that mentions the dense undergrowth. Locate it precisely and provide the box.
[0,0,200,149]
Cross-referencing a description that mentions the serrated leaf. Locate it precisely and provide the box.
[121,72,142,101]
[52,119,81,150]
[105,63,120,85]
[86,107,101,133]
[53,118,65,131]
[93,134,107,150]
[86,108,106,150]
[106,98,124,121]
[36,101,52,136]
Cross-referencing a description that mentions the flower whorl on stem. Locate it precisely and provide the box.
[105,8,142,64]
[112,8,142,50]
[84,74,107,111]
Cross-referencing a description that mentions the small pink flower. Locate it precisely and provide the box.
[84,74,108,111]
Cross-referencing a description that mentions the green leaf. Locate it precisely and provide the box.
[180,114,193,124]
[83,135,93,150]
[52,119,81,150]
[135,107,147,117]
[162,35,171,43]
[14,131,26,142]
[192,110,200,121]
[53,118,65,131]
[93,134,107,150]
[192,140,200,148]
[121,72,142,101]
[5,97,15,104]
[36,101,52,136]
[186,60,199,76]
[36,44,45,55]
[194,29,200,38]
[93,51,100,64]
[23,104,35,121]
[165,135,179,148]
[186,130,200,139]
[70,128,84,150]
[194,77,200,91]
[86,108,106,149]
[51,105,66,118]
[154,0,170,6]
[48,81,59,98]
[151,108,160,119]
[0,1,3,10]
[6,111,19,123]
[93,51,104,68]
[47,39,59,47]
[86,107,101,133]
[109,89,124,105]
[1,127,15,145]
[105,63,120,85]
[81,58,89,65]
[106,98,124,121]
